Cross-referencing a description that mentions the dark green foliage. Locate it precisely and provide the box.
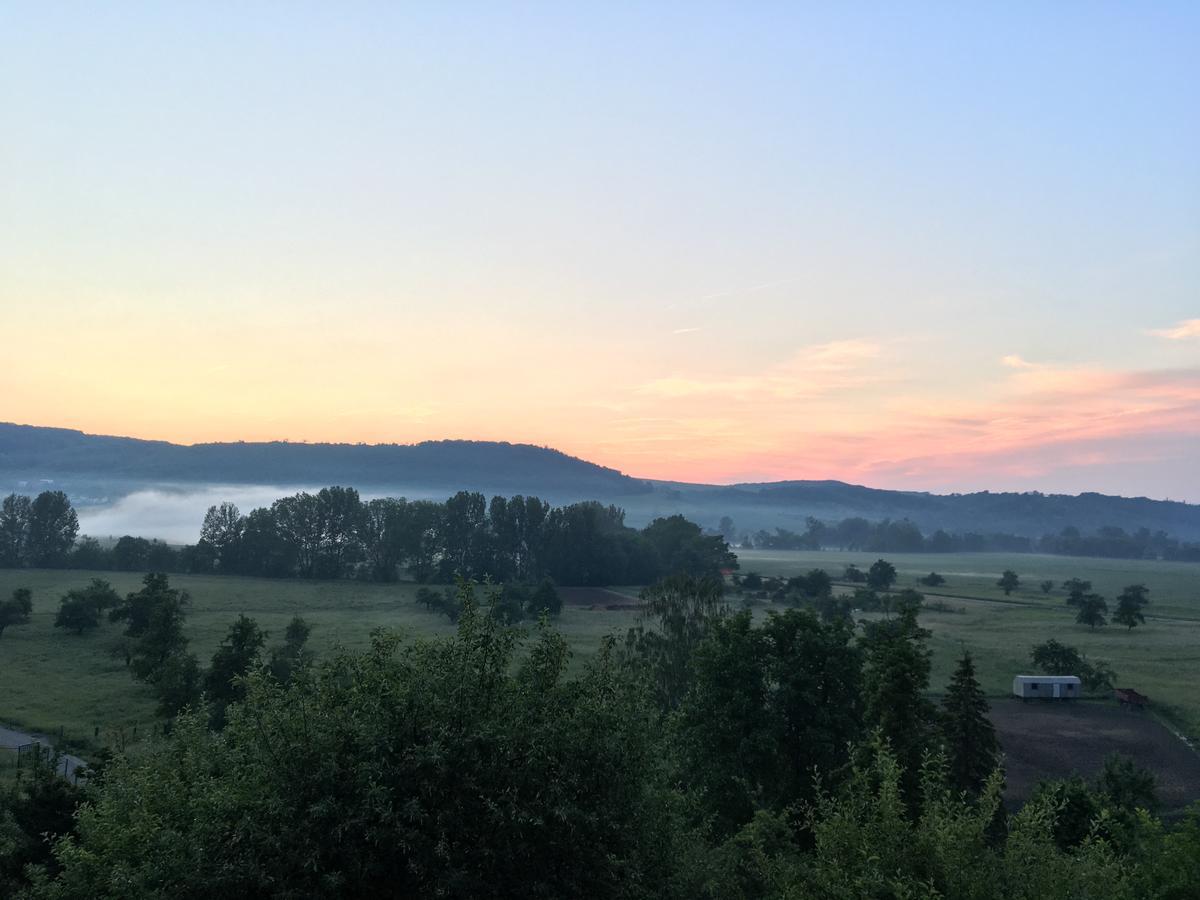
[0,745,84,892]
[153,651,202,718]
[1097,753,1158,814]
[787,568,832,600]
[38,586,685,899]
[997,569,1020,595]
[1062,578,1093,605]
[27,491,79,568]
[1030,639,1116,691]
[529,577,561,615]
[267,616,314,684]
[1075,593,1109,629]
[54,579,120,635]
[920,571,946,587]
[866,558,897,591]
[0,586,33,637]
[842,564,866,583]
[54,594,98,635]
[643,515,737,578]
[109,574,191,683]
[199,501,244,572]
[939,652,999,794]
[622,574,728,712]
[205,614,267,726]
[673,608,863,838]
[0,493,32,567]
[1113,583,1150,629]
[1040,579,1054,594]
[860,604,935,804]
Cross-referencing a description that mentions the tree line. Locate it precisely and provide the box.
[743,515,1200,560]
[4,575,1196,898]
[0,489,737,586]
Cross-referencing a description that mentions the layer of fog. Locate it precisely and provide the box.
[77,484,443,545]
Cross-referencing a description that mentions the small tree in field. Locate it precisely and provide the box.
[1040,580,1054,594]
[1062,578,1092,606]
[919,572,945,587]
[1113,584,1149,630]
[1075,593,1108,630]
[55,593,100,635]
[867,559,897,591]
[997,570,1020,596]
[0,588,33,637]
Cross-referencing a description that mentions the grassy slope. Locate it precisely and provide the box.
[1,550,1197,752]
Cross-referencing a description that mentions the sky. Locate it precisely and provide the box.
[2,3,1198,499]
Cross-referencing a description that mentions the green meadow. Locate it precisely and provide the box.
[1,550,1198,754]
[739,550,1200,740]
[0,569,643,752]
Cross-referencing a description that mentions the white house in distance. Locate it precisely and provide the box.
[1012,675,1081,700]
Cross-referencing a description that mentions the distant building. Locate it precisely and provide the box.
[1012,675,1080,700]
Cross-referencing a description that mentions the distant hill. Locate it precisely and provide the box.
[641,479,1200,541]
[0,422,649,499]
[3,422,1199,541]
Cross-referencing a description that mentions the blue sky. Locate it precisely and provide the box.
[2,3,1197,497]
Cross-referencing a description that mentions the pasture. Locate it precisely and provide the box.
[1,549,1198,760]
[740,550,1200,741]
[0,569,643,753]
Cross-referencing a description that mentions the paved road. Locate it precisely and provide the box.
[0,723,88,781]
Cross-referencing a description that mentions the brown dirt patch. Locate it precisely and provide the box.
[989,697,1200,815]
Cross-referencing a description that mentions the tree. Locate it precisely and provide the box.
[1040,580,1054,594]
[1113,584,1149,630]
[54,593,99,635]
[0,743,84,891]
[642,514,737,579]
[997,570,1020,596]
[0,494,31,567]
[199,502,244,572]
[1030,639,1116,691]
[919,572,945,587]
[622,574,728,711]
[268,616,313,684]
[673,608,863,838]
[112,536,151,571]
[1096,753,1157,814]
[860,604,934,805]
[26,491,78,567]
[1062,578,1092,606]
[1076,593,1108,630]
[38,586,686,898]
[939,652,999,795]
[206,614,267,727]
[0,588,33,637]
[529,577,562,616]
[866,559,897,591]
[109,573,191,682]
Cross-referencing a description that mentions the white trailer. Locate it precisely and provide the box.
[1012,675,1081,700]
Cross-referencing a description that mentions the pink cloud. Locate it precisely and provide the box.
[1147,318,1200,340]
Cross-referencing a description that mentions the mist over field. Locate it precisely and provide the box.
[74,483,463,544]
[76,486,309,544]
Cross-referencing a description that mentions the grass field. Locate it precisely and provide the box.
[1,550,1198,757]
[0,569,643,753]
[739,550,1200,741]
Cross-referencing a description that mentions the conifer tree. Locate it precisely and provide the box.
[939,651,999,794]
